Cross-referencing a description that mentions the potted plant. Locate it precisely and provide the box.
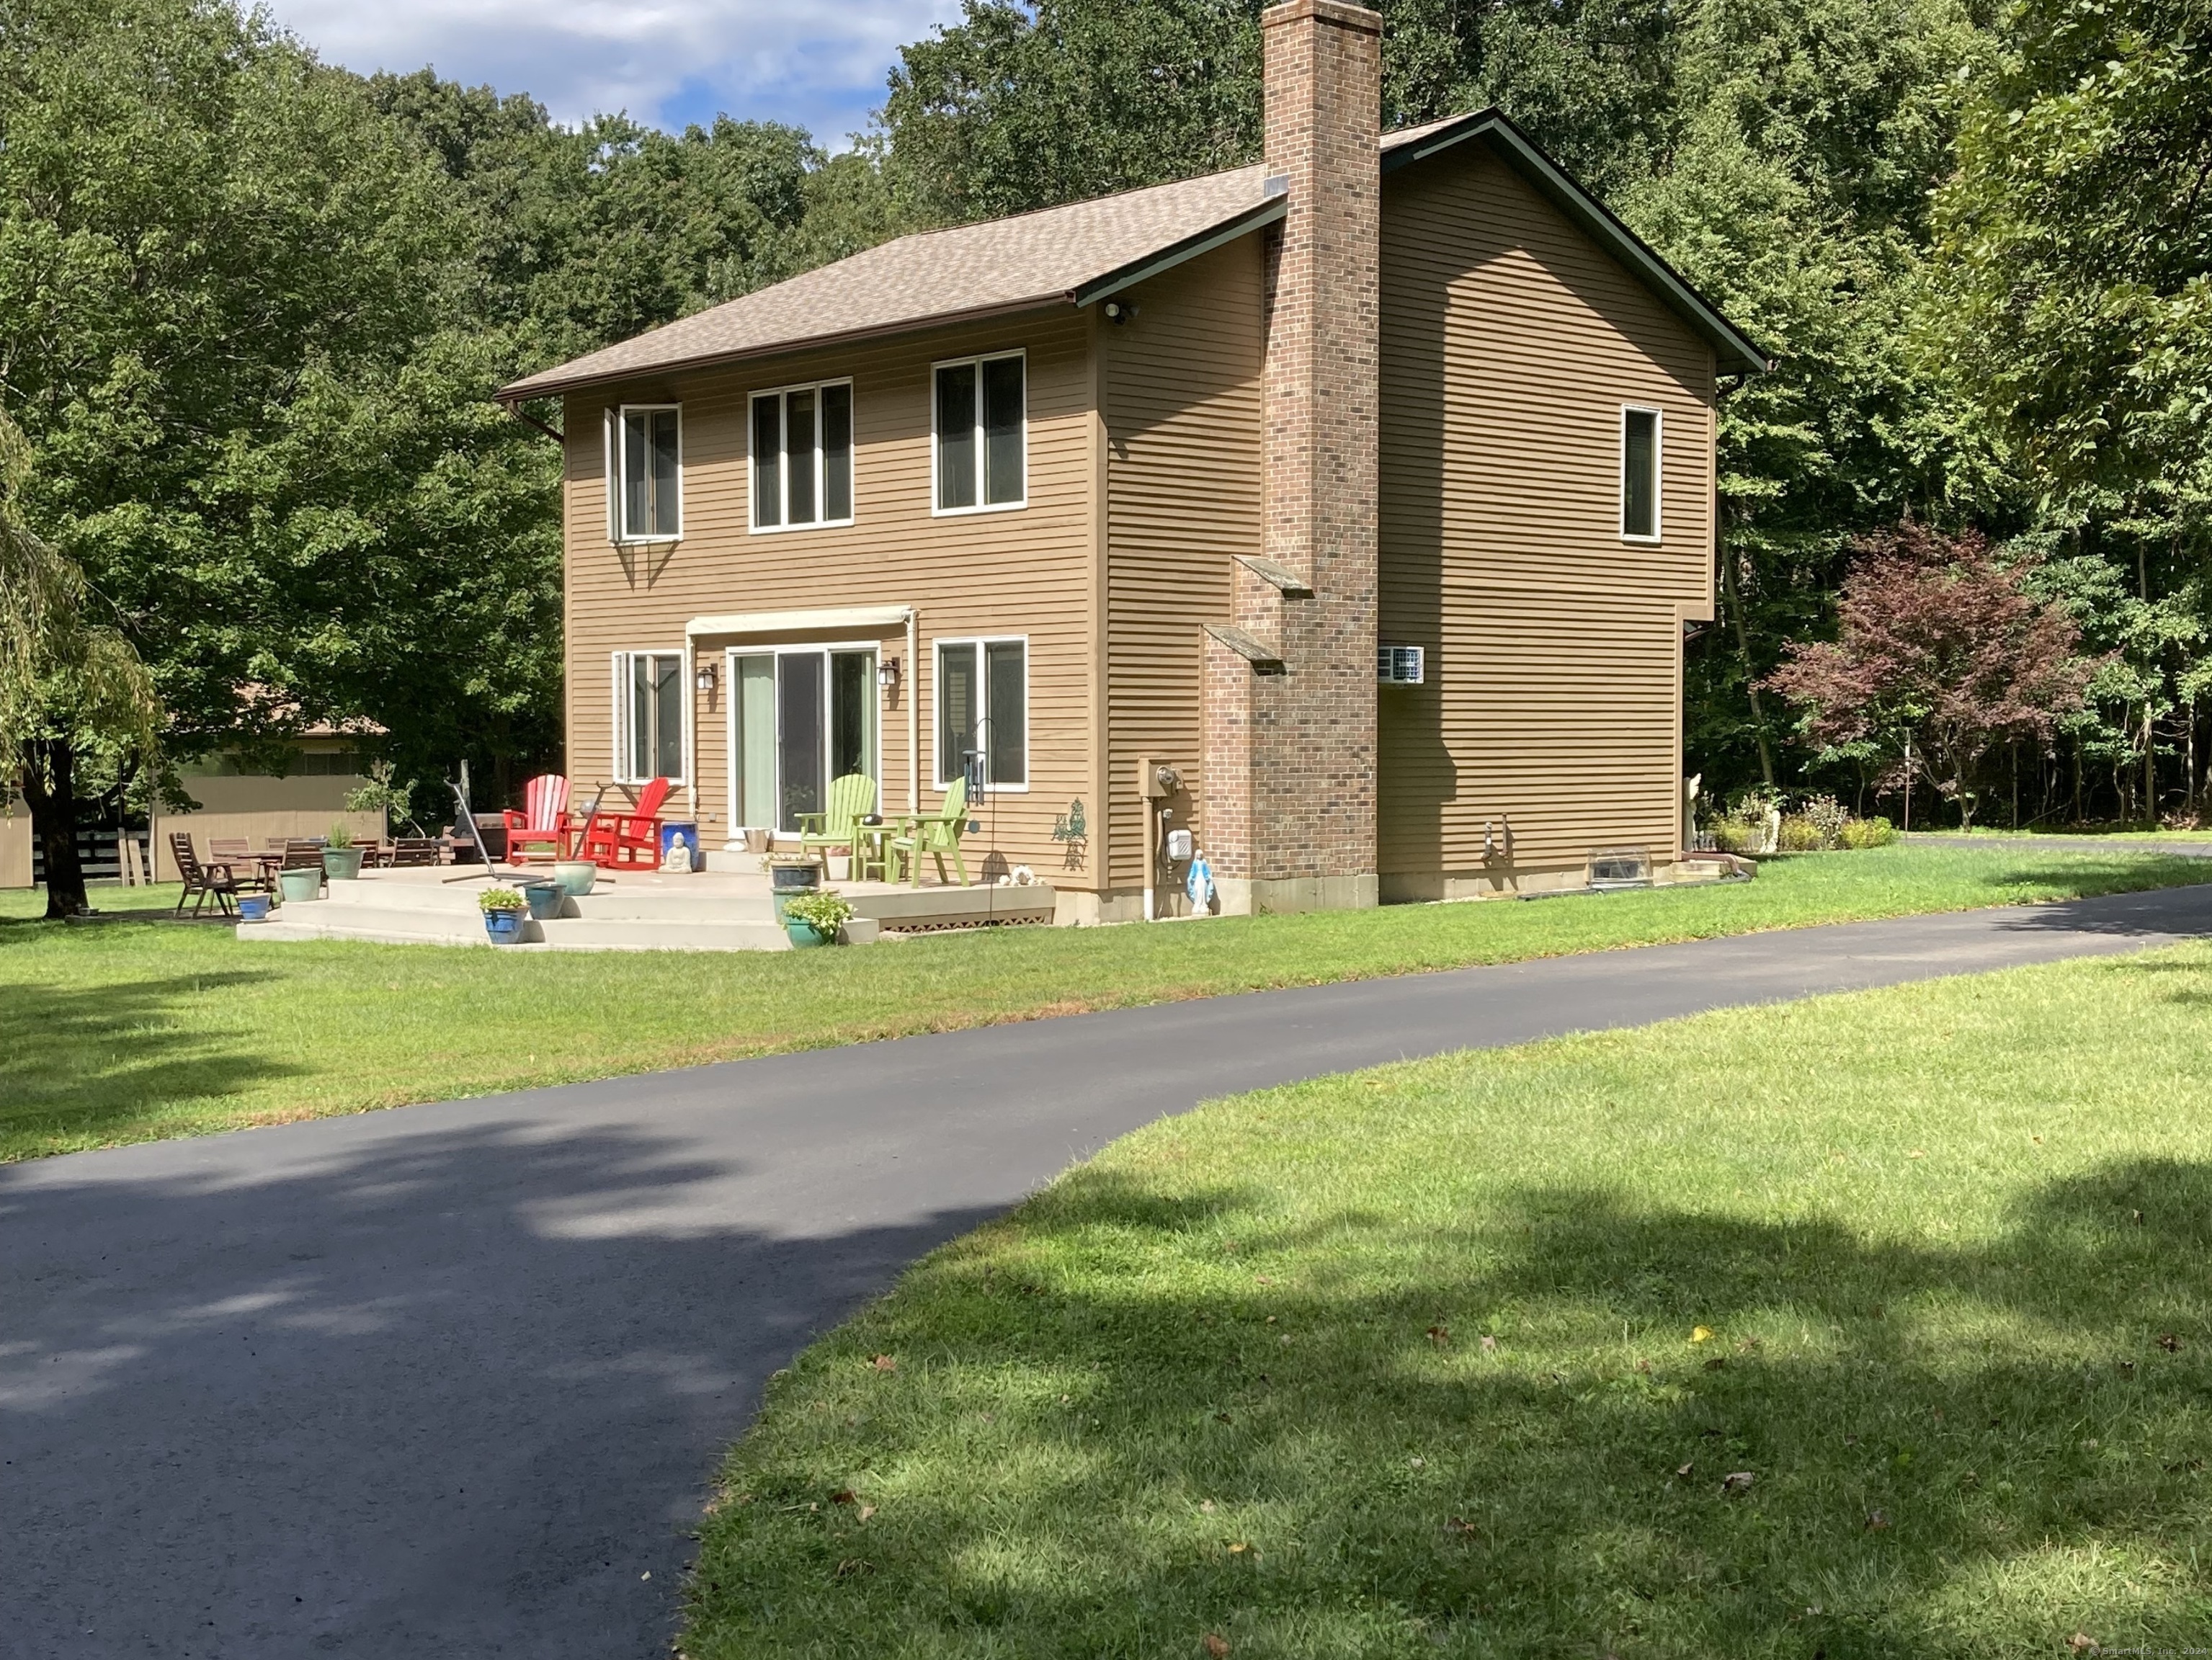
[277,862,322,903]
[781,888,854,948]
[522,880,565,921]
[478,885,530,944]
[322,821,365,881]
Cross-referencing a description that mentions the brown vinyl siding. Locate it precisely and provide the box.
[1100,236,1266,893]
[559,310,1101,887]
[1376,146,1716,882]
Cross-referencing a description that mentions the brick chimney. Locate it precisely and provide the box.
[1203,0,1381,914]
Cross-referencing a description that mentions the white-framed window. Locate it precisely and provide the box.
[1620,405,1662,542]
[932,350,1025,514]
[934,636,1027,790]
[751,380,854,531]
[612,650,687,784]
[606,405,682,543]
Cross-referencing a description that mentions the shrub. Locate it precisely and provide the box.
[1706,816,1757,854]
[1801,794,1851,845]
[326,821,353,849]
[1778,814,1827,852]
[1840,816,1898,849]
[478,885,527,913]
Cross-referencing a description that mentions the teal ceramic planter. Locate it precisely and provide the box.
[277,867,321,903]
[523,882,564,921]
[322,846,365,881]
[785,920,833,948]
[553,860,597,897]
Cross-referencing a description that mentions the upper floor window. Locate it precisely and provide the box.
[752,380,854,531]
[609,405,682,543]
[1620,406,1661,542]
[934,351,1025,514]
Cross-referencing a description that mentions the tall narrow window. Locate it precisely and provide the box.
[935,638,1028,788]
[934,351,1025,512]
[935,363,977,511]
[822,383,853,521]
[615,406,681,540]
[1621,406,1660,540]
[614,651,686,783]
[750,380,854,530]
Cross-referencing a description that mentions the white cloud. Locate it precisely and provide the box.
[260,0,966,145]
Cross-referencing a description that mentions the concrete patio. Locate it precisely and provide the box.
[238,862,1060,950]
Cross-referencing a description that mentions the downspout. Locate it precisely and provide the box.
[907,609,920,816]
[499,400,566,446]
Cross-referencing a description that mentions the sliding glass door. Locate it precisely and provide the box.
[728,646,878,831]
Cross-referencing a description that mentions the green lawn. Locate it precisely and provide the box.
[1,844,2205,1163]
[684,942,2212,1659]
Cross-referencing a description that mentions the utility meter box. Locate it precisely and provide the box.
[1136,757,1178,798]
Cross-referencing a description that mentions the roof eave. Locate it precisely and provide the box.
[495,292,1082,404]
[1069,192,1289,308]
[1384,110,1774,376]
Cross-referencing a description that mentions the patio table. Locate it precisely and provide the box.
[849,819,896,884]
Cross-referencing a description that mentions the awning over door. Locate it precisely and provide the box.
[684,604,912,638]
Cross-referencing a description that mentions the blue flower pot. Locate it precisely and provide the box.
[522,881,564,921]
[236,894,272,923]
[483,908,527,944]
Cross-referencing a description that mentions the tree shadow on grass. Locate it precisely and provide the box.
[1978,856,2212,909]
[0,967,301,1151]
[692,1159,2212,1659]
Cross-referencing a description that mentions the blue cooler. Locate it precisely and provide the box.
[659,820,701,870]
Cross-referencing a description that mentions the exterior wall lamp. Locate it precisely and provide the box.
[694,660,718,695]
[878,656,900,694]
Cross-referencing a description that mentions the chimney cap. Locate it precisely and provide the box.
[1260,0,1383,32]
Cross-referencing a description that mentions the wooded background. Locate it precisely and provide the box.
[3,0,2204,830]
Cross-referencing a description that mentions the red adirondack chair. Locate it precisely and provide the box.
[502,773,574,864]
[579,777,672,870]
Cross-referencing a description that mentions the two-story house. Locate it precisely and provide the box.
[499,0,1765,922]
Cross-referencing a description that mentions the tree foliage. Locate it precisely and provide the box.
[0,412,159,915]
[6,0,2208,869]
[1766,524,2098,827]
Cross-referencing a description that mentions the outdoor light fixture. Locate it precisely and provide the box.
[878,656,900,693]
[1102,300,1138,325]
[694,661,718,695]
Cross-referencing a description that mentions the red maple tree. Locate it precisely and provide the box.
[1764,524,2100,829]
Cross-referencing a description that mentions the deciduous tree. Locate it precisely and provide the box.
[1765,524,2098,828]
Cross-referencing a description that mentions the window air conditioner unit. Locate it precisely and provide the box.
[1377,645,1424,685]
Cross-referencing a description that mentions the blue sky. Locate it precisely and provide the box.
[262,1,969,148]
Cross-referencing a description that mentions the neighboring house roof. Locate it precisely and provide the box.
[500,109,1766,403]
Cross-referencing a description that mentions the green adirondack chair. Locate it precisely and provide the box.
[890,775,970,888]
[794,773,878,865]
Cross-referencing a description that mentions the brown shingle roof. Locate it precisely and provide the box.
[498,110,1767,400]
[500,164,1274,400]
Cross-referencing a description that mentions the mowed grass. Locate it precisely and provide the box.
[684,944,2212,1660]
[1,844,2206,1162]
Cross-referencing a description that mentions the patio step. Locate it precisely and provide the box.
[535,916,790,950]
[241,911,492,947]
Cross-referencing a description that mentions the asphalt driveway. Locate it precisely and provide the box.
[7,883,2211,1659]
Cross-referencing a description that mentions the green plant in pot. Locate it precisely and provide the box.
[322,821,365,881]
[478,885,530,944]
[781,888,854,947]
